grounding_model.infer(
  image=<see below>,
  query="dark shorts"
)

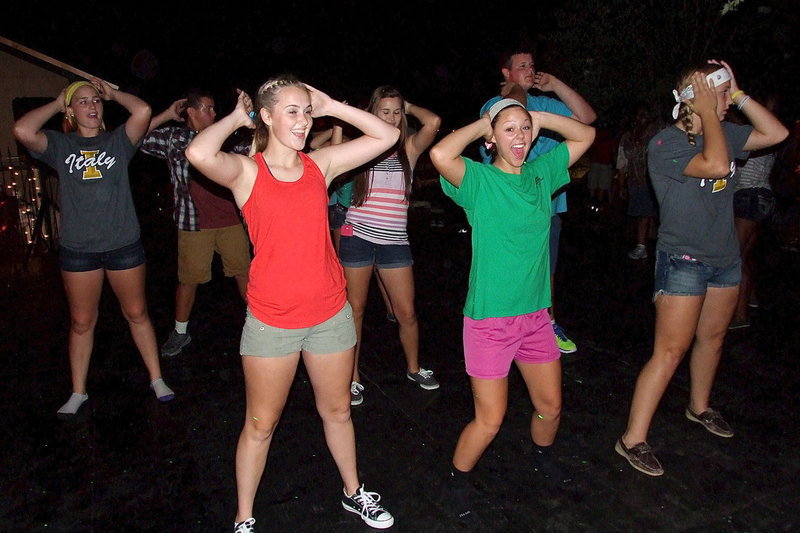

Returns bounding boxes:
[339,235,413,269]
[59,239,146,272]
[328,204,348,230]
[733,188,774,222]
[627,183,658,217]
[653,249,740,299]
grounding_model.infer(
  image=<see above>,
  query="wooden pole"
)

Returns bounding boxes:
[0,35,119,89]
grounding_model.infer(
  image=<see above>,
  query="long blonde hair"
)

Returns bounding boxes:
[248,74,309,156]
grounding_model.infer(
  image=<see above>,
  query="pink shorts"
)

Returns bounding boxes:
[463,309,560,379]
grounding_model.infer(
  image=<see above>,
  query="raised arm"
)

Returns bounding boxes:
[185,90,256,204]
[404,101,441,166]
[92,78,152,145]
[534,111,596,166]
[147,98,187,135]
[682,72,732,179]
[306,86,400,185]
[12,90,65,154]
[716,61,789,151]
[429,116,493,188]
[533,72,597,125]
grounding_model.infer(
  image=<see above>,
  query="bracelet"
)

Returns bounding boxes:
[731,90,744,101]
[737,95,751,110]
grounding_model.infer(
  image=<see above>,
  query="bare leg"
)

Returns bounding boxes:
[622,294,703,446]
[517,359,562,446]
[175,282,198,323]
[374,269,395,318]
[452,377,508,472]
[733,217,758,322]
[235,353,300,522]
[304,347,360,494]
[106,265,163,381]
[234,274,249,301]
[376,266,419,373]
[689,286,738,413]
[342,266,373,383]
[61,269,105,394]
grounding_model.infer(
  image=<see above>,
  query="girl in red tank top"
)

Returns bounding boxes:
[186,75,400,532]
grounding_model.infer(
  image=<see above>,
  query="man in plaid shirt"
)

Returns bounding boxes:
[142,89,251,357]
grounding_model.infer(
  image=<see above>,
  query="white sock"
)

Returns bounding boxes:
[175,321,188,335]
[150,378,175,402]
[57,392,88,416]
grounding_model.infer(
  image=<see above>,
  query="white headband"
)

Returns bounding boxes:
[488,98,526,122]
[671,67,732,119]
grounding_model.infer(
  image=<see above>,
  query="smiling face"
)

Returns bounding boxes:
[262,85,313,151]
[502,53,536,91]
[491,106,535,173]
[67,85,103,133]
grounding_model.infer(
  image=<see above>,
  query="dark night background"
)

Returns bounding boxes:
[2,2,800,532]
[3,0,799,129]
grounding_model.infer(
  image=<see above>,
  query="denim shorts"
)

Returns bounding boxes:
[653,249,741,299]
[59,239,146,272]
[339,235,413,269]
[240,302,356,357]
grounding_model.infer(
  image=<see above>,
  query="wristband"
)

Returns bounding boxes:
[737,95,751,110]
[731,90,744,101]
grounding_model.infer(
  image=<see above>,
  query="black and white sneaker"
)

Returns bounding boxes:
[233,517,255,533]
[342,485,394,529]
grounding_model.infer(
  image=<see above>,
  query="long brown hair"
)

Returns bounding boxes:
[675,63,720,146]
[351,86,412,207]
[248,74,309,156]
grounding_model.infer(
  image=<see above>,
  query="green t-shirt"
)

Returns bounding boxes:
[440,143,570,319]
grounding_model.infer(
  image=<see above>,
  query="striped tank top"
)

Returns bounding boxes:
[346,153,410,245]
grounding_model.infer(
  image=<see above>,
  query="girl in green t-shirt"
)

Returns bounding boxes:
[430,98,594,519]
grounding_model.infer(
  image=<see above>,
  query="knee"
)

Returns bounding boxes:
[242,415,280,443]
[121,304,149,325]
[393,307,417,326]
[534,398,562,421]
[70,314,98,336]
[474,415,504,439]
[317,399,352,425]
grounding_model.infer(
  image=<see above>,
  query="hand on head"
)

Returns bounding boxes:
[709,59,740,93]
[532,71,554,92]
[688,72,718,117]
[304,84,334,118]
[90,77,114,101]
[235,89,256,128]
[171,98,188,121]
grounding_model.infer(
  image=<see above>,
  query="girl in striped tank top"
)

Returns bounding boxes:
[339,86,442,405]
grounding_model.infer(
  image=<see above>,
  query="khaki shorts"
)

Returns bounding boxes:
[177,225,251,284]
[240,302,356,357]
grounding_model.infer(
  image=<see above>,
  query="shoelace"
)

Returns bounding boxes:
[553,325,569,341]
[416,368,433,379]
[352,487,384,517]
[351,382,364,394]
[234,517,255,533]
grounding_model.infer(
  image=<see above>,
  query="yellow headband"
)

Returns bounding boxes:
[64,81,96,106]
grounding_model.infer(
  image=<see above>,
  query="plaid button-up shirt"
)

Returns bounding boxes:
[141,126,250,231]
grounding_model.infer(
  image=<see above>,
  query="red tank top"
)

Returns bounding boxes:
[241,151,346,328]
